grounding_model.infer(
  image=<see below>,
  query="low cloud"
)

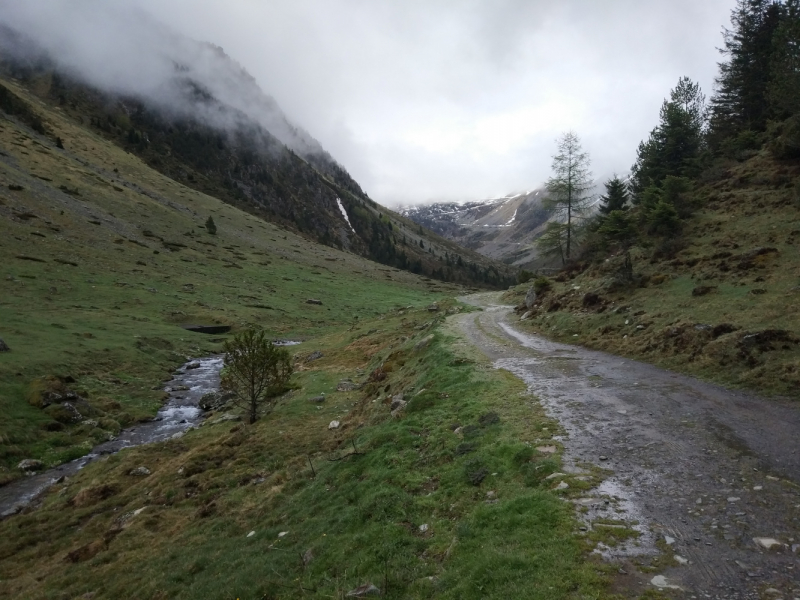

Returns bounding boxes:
[1,0,736,205]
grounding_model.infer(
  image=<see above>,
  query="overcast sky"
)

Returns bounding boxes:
[6,1,737,206]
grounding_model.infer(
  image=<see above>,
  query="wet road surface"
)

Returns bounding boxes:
[456,293,800,599]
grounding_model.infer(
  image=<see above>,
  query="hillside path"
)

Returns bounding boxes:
[454,293,800,599]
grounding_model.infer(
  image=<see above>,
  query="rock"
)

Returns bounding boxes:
[525,287,537,309]
[305,350,324,362]
[599,455,609,461]
[664,536,675,545]
[389,394,406,411]
[199,392,229,411]
[536,446,557,454]
[0,338,10,352]
[427,302,440,312]
[582,292,602,308]
[691,285,716,297]
[674,555,688,565]
[346,583,380,597]
[246,531,255,538]
[650,575,681,590]
[306,298,323,305]
[209,413,242,425]
[414,334,434,351]
[554,481,569,490]
[545,472,566,480]
[17,459,44,471]
[278,531,289,538]
[727,497,740,502]
[186,361,201,369]
[303,549,314,565]
[337,380,358,392]
[753,537,783,550]
[520,311,532,320]
[418,523,429,533]
[486,490,496,499]
[328,420,340,430]
[308,394,326,403]
[129,466,151,476]
[763,588,781,596]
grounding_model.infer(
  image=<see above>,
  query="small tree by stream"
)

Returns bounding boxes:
[221,330,293,424]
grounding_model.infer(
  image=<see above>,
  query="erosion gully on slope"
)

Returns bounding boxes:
[456,292,800,599]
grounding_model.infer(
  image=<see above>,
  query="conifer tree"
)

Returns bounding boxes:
[543,131,593,261]
[598,176,629,215]
[205,216,217,235]
[710,0,784,138]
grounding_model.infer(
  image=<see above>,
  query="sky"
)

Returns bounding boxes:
[1,1,737,206]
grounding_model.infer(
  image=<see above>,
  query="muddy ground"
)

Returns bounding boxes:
[455,293,800,599]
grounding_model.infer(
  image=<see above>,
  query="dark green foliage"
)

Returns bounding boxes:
[711,0,784,138]
[221,330,293,424]
[598,176,629,215]
[204,216,217,235]
[464,458,489,486]
[55,136,63,149]
[517,270,534,284]
[532,276,552,295]
[646,200,681,237]
[631,77,707,197]
[597,210,637,250]
[0,82,48,135]
[769,1,800,118]
[535,222,568,265]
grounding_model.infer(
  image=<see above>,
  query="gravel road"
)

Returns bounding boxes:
[455,293,800,599]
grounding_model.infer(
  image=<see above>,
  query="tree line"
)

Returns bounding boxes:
[536,0,800,276]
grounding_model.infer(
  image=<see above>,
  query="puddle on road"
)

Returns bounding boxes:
[495,353,657,559]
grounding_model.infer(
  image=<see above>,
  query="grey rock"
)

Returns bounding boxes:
[414,334,434,351]
[520,311,532,320]
[199,392,229,411]
[427,302,440,312]
[0,338,10,352]
[129,466,151,476]
[303,549,314,565]
[17,459,44,471]
[186,361,201,369]
[337,380,358,392]
[305,350,324,362]
[306,298,323,305]
[328,420,340,430]
[209,413,242,425]
[389,394,406,411]
[346,583,380,597]
[308,394,326,403]
[525,287,537,309]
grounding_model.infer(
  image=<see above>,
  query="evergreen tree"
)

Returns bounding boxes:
[768,0,800,118]
[205,216,217,235]
[710,0,784,138]
[543,132,593,260]
[536,222,568,265]
[598,176,629,215]
[631,77,707,197]
[597,210,638,280]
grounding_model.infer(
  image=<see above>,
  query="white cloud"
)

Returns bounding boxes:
[1,0,737,205]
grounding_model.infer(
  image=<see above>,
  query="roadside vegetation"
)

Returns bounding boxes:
[512,0,800,399]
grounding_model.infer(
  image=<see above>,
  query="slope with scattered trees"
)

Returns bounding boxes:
[509,0,800,397]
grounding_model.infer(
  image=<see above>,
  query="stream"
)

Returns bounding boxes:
[0,355,224,518]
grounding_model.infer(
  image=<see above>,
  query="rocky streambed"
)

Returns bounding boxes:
[0,355,224,518]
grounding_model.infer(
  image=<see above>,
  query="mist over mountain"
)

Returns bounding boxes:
[0,4,514,288]
[0,2,324,157]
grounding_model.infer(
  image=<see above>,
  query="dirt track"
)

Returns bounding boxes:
[455,293,800,599]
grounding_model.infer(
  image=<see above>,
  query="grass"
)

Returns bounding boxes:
[0,303,615,599]
[506,149,800,398]
[0,77,455,483]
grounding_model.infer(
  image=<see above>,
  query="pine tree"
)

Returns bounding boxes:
[598,176,629,215]
[768,0,800,118]
[205,216,217,235]
[631,78,707,197]
[543,132,593,261]
[710,0,784,138]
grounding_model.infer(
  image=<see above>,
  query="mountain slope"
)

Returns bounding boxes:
[399,190,554,268]
[0,24,515,289]
[504,150,800,397]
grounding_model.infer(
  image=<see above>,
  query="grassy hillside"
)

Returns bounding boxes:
[0,76,620,599]
[0,75,463,483]
[505,150,800,398]
[0,49,515,289]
